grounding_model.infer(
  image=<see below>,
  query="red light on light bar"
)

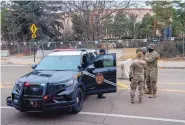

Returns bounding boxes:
[53,49,77,52]
[24,82,30,86]
[44,96,48,100]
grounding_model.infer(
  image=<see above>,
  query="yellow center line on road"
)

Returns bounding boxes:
[0,84,3,88]
[0,85,14,89]
[117,82,129,88]
[0,83,14,88]
[1,83,185,93]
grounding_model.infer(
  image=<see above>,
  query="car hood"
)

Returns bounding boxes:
[18,70,79,84]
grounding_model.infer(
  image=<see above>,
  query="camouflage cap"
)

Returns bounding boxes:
[136,52,143,58]
[99,48,106,53]
[148,44,155,49]
[136,48,142,54]
[141,47,147,52]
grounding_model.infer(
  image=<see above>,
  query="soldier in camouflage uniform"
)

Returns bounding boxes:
[144,44,159,98]
[129,52,146,104]
[141,47,147,91]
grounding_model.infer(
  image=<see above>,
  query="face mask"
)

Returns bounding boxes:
[148,49,154,53]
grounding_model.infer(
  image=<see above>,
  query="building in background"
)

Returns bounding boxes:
[58,8,154,40]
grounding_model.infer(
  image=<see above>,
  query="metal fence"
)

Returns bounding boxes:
[1,37,184,58]
[0,41,98,54]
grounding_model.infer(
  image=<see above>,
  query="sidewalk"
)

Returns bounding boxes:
[118,60,185,69]
[158,61,185,69]
[1,56,185,68]
[1,56,42,65]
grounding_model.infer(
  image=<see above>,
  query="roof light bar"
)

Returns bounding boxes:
[52,49,77,52]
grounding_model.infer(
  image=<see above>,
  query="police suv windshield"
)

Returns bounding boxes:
[35,55,81,71]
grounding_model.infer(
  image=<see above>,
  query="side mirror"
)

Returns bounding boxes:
[31,64,37,69]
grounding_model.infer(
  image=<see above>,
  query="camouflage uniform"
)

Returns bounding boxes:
[144,44,159,98]
[141,47,147,91]
[129,52,146,103]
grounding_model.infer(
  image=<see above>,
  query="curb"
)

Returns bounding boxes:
[159,67,185,69]
[1,62,38,65]
[1,62,185,69]
[117,65,185,69]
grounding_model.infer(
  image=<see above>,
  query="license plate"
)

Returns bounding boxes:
[30,101,40,107]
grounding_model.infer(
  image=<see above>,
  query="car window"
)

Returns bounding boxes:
[94,52,98,56]
[88,52,95,61]
[35,55,81,71]
[92,55,115,68]
[82,54,89,68]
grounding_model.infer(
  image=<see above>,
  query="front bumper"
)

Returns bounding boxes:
[6,96,75,112]
[6,83,76,112]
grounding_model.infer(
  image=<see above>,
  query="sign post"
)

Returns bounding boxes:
[30,24,38,62]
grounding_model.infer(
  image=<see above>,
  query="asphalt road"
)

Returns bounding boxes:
[1,65,185,125]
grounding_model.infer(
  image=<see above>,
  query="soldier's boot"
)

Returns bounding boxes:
[144,88,151,94]
[153,91,157,98]
[131,97,134,104]
[130,93,135,104]
[149,94,156,98]
[143,85,145,91]
[139,98,142,104]
[149,87,156,98]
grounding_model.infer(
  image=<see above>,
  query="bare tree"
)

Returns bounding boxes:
[58,0,139,42]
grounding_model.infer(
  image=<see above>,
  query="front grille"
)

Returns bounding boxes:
[24,85,44,96]
[47,84,65,94]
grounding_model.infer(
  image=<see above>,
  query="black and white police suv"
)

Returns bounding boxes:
[6,48,117,113]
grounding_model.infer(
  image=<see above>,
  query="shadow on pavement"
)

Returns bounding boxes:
[25,109,74,119]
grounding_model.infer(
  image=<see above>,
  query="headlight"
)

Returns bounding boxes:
[56,79,74,89]
[64,79,74,87]
[15,81,22,90]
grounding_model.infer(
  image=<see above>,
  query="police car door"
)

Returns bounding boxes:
[84,53,117,95]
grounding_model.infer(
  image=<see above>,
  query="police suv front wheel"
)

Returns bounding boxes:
[71,87,84,114]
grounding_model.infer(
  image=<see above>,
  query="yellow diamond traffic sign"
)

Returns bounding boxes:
[32,33,37,39]
[30,24,37,34]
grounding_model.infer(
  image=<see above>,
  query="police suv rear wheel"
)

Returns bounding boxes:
[71,87,84,113]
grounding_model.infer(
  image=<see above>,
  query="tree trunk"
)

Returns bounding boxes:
[153,18,157,38]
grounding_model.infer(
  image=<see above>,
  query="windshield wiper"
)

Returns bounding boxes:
[35,70,44,71]
[35,69,74,71]
[35,70,65,71]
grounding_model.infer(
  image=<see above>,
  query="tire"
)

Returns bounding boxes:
[71,87,84,114]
